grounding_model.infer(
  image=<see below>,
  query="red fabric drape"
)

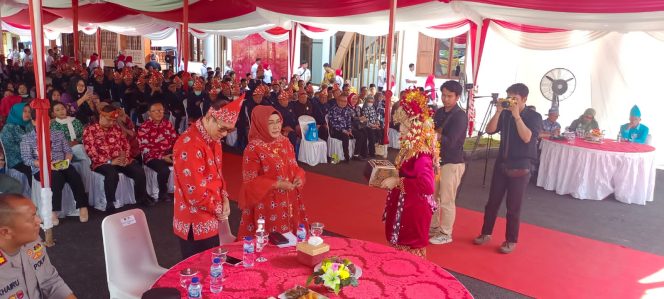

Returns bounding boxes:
[1,9,60,26]
[265,27,289,35]
[428,19,471,30]
[251,0,431,17]
[492,19,567,33]
[299,24,327,33]
[441,0,664,13]
[141,0,255,23]
[45,3,137,23]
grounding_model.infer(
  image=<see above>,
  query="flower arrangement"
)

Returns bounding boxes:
[590,128,602,137]
[306,257,359,294]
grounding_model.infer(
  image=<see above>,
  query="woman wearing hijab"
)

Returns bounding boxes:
[237,106,308,239]
[64,77,97,125]
[380,88,439,258]
[0,102,34,185]
[568,108,599,132]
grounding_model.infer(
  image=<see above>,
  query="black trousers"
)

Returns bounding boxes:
[318,125,329,141]
[481,161,531,243]
[13,163,33,187]
[34,168,88,211]
[366,127,383,156]
[179,228,219,260]
[351,127,369,158]
[329,128,353,160]
[94,160,149,208]
[146,159,171,200]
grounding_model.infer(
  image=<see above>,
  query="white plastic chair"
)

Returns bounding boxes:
[325,115,355,161]
[31,178,79,218]
[102,209,167,299]
[297,115,328,166]
[143,165,174,199]
[388,128,401,149]
[89,172,137,211]
[225,130,238,147]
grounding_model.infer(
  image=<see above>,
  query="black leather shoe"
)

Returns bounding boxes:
[142,197,156,207]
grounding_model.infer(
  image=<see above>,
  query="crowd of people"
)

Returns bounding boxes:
[0,47,652,297]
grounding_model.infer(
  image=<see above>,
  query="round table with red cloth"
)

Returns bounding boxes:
[537,138,656,205]
[151,237,473,298]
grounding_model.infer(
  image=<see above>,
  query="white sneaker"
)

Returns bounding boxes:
[429,234,453,245]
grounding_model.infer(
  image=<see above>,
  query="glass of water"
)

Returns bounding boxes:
[211,247,228,264]
[179,268,199,289]
[255,231,268,262]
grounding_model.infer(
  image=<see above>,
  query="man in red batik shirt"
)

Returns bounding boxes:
[173,96,244,259]
[138,102,178,202]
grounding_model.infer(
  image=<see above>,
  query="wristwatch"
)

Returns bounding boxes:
[107,159,112,164]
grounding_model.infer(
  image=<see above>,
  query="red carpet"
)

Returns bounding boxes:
[222,153,664,299]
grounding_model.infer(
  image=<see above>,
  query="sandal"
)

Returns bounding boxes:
[79,207,89,223]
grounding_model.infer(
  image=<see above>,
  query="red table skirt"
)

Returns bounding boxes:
[151,237,473,298]
[549,138,655,153]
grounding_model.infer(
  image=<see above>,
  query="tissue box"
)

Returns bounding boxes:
[296,242,330,267]
[363,159,398,187]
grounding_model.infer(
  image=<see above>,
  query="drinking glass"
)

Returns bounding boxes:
[255,231,268,262]
[179,268,199,289]
[310,222,325,239]
[211,247,228,264]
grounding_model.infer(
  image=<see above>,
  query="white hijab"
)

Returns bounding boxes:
[54,116,78,141]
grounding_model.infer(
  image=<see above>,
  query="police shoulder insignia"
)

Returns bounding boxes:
[0,251,6,266]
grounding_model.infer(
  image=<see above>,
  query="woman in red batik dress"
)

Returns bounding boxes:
[237,106,308,239]
[381,88,440,258]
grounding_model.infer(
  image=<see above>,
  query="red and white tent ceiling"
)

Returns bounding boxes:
[2,0,664,40]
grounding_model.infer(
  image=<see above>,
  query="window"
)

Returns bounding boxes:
[416,33,466,79]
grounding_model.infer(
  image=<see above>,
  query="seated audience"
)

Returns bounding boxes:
[540,108,561,138]
[349,93,371,159]
[0,103,34,186]
[20,108,89,223]
[274,89,299,149]
[0,193,77,299]
[568,108,599,132]
[138,102,178,202]
[362,95,383,151]
[328,94,355,163]
[50,101,87,161]
[83,105,155,213]
[619,105,649,144]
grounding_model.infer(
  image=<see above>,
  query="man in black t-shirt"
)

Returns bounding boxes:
[474,83,542,254]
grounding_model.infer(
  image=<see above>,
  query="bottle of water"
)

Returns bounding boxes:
[243,236,255,268]
[209,258,223,294]
[297,224,307,243]
[187,277,202,299]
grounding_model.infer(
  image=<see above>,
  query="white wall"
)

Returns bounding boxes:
[477,30,664,166]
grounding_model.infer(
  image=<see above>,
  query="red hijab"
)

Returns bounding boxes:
[248,106,283,143]
[347,93,357,108]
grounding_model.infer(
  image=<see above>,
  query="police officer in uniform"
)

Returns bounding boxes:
[0,194,76,299]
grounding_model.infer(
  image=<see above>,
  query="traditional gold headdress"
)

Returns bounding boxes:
[394,88,440,169]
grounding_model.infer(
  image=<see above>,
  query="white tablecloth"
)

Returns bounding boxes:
[537,139,656,205]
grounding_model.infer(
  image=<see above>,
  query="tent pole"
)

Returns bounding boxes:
[183,0,189,74]
[96,27,102,62]
[72,0,79,61]
[383,0,396,144]
[28,0,55,245]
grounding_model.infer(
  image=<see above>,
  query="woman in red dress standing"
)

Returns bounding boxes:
[381,88,440,258]
[237,106,308,238]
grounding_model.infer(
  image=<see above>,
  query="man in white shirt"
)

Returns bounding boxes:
[377,61,386,91]
[224,60,233,76]
[251,58,261,79]
[296,62,311,84]
[45,49,55,73]
[23,49,32,65]
[199,59,208,79]
[402,63,417,90]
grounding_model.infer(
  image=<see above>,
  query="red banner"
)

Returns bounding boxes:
[232,34,288,82]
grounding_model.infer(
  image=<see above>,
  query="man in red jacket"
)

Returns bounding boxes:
[173,96,244,259]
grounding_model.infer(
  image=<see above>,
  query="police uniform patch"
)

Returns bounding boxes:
[30,243,43,260]
[0,251,6,266]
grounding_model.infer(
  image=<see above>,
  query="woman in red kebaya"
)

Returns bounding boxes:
[237,106,308,239]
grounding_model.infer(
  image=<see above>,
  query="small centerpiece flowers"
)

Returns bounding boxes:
[306,257,359,294]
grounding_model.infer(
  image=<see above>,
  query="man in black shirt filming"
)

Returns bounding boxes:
[474,83,542,254]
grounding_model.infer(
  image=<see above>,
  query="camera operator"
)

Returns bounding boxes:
[473,83,542,254]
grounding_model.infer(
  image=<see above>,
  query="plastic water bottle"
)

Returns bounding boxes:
[297,224,307,243]
[209,258,223,294]
[243,236,255,268]
[187,277,202,299]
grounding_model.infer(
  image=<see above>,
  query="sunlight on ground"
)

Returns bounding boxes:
[640,268,664,299]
